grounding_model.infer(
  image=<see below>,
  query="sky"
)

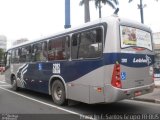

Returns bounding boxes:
[0,0,160,48]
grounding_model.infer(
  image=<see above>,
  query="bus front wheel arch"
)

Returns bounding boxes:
[51,79,67,106]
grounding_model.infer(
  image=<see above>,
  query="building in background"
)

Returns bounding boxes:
[154,44,160,67]
[0,35,7,51]
[153,32,160,44]
[153,32,160,78]
[153,32,160,67]
[12,38,28,46]
[0,35,7,68]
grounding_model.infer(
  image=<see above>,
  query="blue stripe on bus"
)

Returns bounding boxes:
[22,53,154,93]
[103,53,154,67]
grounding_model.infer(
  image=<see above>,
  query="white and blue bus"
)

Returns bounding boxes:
[5,16,155,105]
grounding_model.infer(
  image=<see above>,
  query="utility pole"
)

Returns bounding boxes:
[138,0,146,24]
[64,0,71,29]
[139,0,144,23]
[130,0,158,24]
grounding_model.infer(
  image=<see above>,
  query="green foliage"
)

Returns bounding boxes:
[80,0,119,8]
[94,0,119,9]
[0,48,5,64]
[80,0,119,20]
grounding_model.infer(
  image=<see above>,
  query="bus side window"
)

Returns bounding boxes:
[65,37,70,59]
[19,45,32,63]
[42,41,48,61]
[48,40,54,60]
[26,45,32,62]
[71,34,81,59]
[91,28,103,57]
[20,47,26,62]
[32,42,48,62]
[71,28,102,59]
[11,50,15,63]
[15,49,19,63]
[32,43,42,62]
[11,49,19,63]
[48,36,70,61]
[72,34,78,46]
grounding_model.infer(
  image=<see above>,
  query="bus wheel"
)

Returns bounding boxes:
[11,76,18,91]
[51,80,67,106]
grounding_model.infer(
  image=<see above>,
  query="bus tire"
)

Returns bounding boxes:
[51,80,67,106]
[11,76,18,91]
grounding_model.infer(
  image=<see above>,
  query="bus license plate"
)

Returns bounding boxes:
[134,91,142,96]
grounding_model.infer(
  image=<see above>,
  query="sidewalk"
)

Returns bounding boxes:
[0,74,5,81]
[132,83,160,104]
[132,88,160,104]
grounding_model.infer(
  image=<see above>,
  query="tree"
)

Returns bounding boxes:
[129,0,158,23]
[80,0,91,23]
[0,48,5,66]
[94,0,119,18]
[80,0,119,22]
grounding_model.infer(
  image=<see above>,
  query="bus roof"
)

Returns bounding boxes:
[7,15,151,51]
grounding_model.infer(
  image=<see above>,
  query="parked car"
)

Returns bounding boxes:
[0,66,5,73]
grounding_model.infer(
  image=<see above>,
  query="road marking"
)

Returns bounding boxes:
[125,99,160,106]
[155,99,160,104]
[0,85,11,87]
[0,81,6,83]
[0,87,93,119]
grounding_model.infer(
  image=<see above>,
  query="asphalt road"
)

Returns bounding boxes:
[0,81,160,120]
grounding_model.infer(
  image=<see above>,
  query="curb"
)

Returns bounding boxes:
[155,86,160,89]
[0,75,5,81]
[133,98,160,104]
[155,99,160,104]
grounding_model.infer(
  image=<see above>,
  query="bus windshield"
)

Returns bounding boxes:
[120,26,152,51]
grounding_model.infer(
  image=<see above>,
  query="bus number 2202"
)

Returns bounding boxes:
[53,63,61,74]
